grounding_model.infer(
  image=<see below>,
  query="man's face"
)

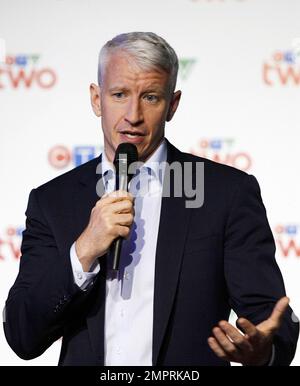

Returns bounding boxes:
[90,52,181,162]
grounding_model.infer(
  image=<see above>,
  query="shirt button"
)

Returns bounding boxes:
[120,309,124,317]
[124,271,130,280]
[116,347,121,355]
[77,272,83,280]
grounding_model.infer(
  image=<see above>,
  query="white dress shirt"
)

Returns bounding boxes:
[70,139,167,365]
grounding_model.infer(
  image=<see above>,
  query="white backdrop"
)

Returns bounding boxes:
[0,0,299,366]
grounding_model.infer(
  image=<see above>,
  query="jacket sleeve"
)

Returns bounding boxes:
[3,188,100,360]
[224,174,299,366]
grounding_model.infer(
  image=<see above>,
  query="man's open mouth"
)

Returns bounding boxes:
[119,131,145,138]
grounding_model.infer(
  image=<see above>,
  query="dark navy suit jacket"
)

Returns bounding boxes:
[3,140,299,365]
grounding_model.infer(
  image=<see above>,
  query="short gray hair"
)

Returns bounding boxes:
[98,32,179,94]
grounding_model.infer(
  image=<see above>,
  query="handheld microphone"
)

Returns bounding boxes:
[111,143,138,271]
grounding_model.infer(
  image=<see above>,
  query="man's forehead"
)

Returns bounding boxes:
[104,75,169,94]
[103,52,169,86]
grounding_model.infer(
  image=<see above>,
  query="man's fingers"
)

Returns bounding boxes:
[218,321,253,352]
[268,297,290,328]
[207,337,229,361]
[212,327,238,357]
[236,318,260,344]
[98,190,134,204]
[111,199,134,214]
[116,213,134,226]
[116,225,131,239]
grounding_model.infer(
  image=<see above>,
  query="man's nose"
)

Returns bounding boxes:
[124,98,143,126]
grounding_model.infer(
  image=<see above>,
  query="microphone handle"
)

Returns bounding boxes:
[112,173,128,271]
[112,238,123,271]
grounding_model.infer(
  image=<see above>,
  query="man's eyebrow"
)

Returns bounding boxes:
[108,86,128,92]
[143,87,165,94]
[143,83,166,92]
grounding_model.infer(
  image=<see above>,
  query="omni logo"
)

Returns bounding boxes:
[179,58,197,81]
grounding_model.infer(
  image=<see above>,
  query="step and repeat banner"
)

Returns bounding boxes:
[0,0,299,365]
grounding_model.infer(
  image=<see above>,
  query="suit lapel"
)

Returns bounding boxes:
[73,155,103,239]
[152,141,192,365]
[73,155,107,364]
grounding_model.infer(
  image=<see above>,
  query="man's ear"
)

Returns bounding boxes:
[166,90,181,122]
[90,83,102,117]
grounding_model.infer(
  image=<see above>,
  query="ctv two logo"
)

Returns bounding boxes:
[275,224,300,258]
[0,54,57,89]
[0,226,23,262]
[263,49,300,86]
[190,138,252,172]
[48,145,104,169]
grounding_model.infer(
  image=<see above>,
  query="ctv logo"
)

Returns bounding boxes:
[0,226,23,262]
[48,145,103,169]
[0,54,57,89]
[275,224,300,258]
[190,138,252,172]
[263,50,300,86]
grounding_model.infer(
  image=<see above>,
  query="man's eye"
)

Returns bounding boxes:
[144,95,158,103]
[113,92,124,98]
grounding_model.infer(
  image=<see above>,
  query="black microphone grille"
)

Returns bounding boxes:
[113,143,139,167]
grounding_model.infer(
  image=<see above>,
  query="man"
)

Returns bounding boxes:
[3,32,299,366]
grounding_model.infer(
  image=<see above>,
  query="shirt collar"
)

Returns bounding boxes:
[101,138,167,182]
[142,139,167,181]
[101,149,114,177]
